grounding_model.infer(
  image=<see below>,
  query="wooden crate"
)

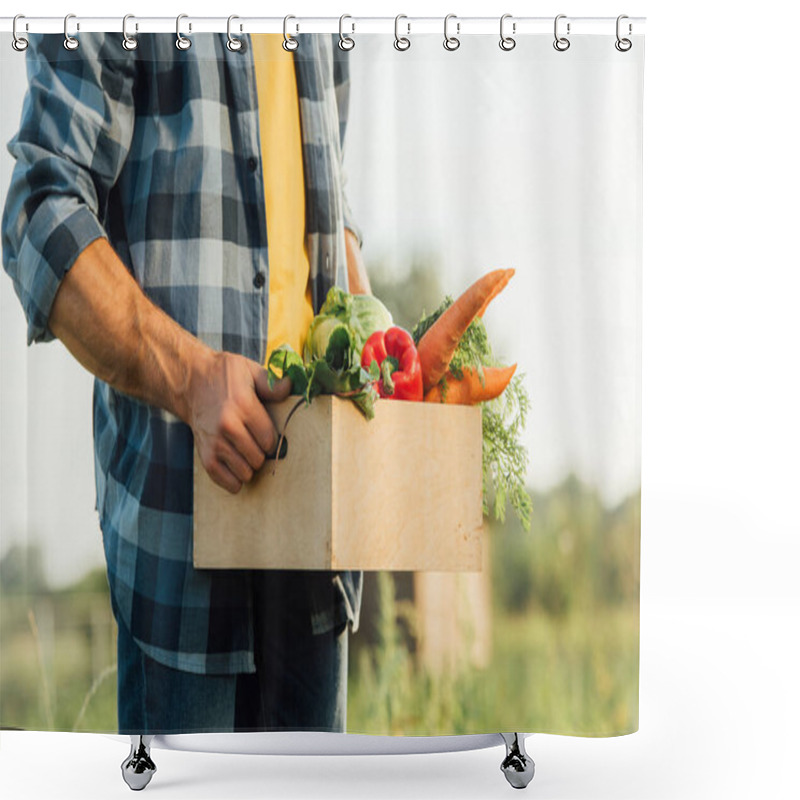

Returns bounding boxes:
[193,395,483,571]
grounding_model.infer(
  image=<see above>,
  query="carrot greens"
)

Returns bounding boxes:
[413,301,532,530]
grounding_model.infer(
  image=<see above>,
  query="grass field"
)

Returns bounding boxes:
[347,575,638,737]
[0,593,118,732]
[0,477,639,735]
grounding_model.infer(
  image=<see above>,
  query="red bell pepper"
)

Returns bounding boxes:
[361,327,423,401]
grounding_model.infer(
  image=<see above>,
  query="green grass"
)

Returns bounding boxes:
[1,476,640,736]
[0,591,118,732]
[347,573,638,737]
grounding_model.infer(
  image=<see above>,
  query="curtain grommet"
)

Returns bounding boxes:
[63,13,79,51]
[443,14,460,51]
[283,15,299,52]
[499,14,516,51]
[12,14,29,52]
[226,15,243,52]
[175,14,192,50]
[122,14,138,51]
[553,14,570,52]
[338,14,355,51]
[394,14,411,51]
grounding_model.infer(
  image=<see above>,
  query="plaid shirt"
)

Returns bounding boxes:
[2,32,363,674]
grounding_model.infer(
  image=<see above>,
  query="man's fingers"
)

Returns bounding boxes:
[208,460,243,495]
[243,409,279,458]
[224,417,268,472]
[247,365,289,454]
[215,440,254,485]
[252,366,292,404]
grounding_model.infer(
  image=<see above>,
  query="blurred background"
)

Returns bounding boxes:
[1,34,641,735]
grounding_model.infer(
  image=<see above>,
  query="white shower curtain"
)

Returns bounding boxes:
[1,25,643,739]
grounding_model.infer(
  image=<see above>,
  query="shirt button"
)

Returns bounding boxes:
[247,157,258,172]
[253,271,266,289]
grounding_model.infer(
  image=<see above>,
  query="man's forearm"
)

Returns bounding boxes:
[49,237,211,422]
[49,237,291,494]
[345,228,371,295]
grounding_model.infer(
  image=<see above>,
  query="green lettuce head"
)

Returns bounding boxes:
[315,287,393,353]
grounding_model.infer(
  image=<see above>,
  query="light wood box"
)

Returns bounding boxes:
[193,396,483,571]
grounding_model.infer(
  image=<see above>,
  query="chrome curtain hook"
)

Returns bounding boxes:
[553,14,570,52]
[338,14,355,51]
[63,13,79,51]
[176,14,191,50]
[443,13,460,51]
[394,14,411,51]
[227,15,242,51]
[283,15,299,51]
[615,14,632,51]
[122,14,138,51]
[12,14,29,52]
[499,13,516,51]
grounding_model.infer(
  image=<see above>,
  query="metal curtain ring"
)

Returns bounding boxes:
[63,13,79,51]
[443,14,460,51]
[122,14,138,51]
[283,15,299,51]
[553,14,570,52]
[227,15,242,51]
[176,14,191,50]
[12,14,29,52]
[499,13,516,51]
[338,14,355,51]
[394,14,410,51]
[615,14,632,51]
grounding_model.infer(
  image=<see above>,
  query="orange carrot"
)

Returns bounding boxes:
[476,268,515,318]
[417,269,514,392]
[424,364,517,405]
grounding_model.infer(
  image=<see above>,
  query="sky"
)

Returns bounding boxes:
[0,34,642,588]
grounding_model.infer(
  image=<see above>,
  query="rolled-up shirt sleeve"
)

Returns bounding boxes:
[2,33,136,344]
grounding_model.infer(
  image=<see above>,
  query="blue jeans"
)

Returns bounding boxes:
[115,571,348,734]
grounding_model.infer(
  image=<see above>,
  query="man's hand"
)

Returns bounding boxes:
[187,352,291,494]
[49,237,292,495]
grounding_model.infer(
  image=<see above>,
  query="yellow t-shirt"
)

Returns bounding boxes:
[251,34,315,363]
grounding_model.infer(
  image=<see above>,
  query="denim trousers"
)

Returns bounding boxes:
[115,570,348,734]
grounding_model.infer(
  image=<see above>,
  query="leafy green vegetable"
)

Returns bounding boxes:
[267,287,395,419]
[267,320,378,420]
[411,296,451,345]
[414,299,533,530]
[482,378,533,530]
[266,345,309,396]
[324,323,355,371]
[312,286,393,356]
[306,316,349,362]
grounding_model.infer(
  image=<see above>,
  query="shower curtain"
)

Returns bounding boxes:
[0,24,643,739]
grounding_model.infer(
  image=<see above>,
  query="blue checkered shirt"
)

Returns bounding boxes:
[2,32,363,674]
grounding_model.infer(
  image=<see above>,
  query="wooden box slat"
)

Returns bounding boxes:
[193,395,483,571]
